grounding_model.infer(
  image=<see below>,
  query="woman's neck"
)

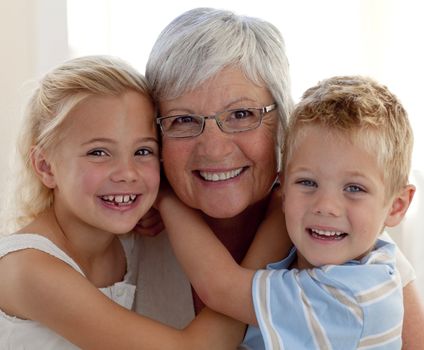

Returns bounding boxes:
[201,196,270,263]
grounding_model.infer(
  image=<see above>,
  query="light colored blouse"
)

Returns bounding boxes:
[0,233,139,349]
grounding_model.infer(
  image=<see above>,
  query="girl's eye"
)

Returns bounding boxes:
[296,179,317,187]
[345,184,365,193]
[87,149,108,157]
[135,148,153,156]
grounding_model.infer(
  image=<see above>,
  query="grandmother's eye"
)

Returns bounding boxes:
[173,116,197,124]
[232,109,251,119]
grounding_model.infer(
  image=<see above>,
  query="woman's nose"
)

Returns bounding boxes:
[195,119,235,160]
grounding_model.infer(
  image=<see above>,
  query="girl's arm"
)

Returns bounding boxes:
[402,281,424,349]
[157,189,289,326]
[0,249,244,350]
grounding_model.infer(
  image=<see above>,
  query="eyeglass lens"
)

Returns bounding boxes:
[160,108,263,137]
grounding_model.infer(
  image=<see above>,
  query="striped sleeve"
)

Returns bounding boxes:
[249,240,403,350]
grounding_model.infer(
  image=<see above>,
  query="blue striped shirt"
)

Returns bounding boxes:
[240,239,403,350]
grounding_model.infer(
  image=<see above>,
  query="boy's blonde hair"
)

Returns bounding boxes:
[15,55,151,228]
[283,75,413,199]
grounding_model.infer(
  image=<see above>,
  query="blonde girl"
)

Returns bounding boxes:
[0,55,269,349]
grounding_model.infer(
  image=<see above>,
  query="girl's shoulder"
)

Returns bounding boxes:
[0,233,87,320]
[0,233,84,274]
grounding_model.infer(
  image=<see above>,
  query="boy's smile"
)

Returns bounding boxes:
[283,125,399,269]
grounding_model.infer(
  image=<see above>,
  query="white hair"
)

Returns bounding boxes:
[146,7,293,134]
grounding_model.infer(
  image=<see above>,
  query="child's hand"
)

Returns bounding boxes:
[133,180,181,237]
[154,177,179,210]
[133,208,164,236]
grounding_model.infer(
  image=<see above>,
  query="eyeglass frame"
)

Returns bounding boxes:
[156,103,277,138]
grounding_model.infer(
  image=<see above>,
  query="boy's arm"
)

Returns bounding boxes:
[157,193,257,325]
[157,188,290,326]
[242,187,291,269]
[178,188,291,345]
[402,281,424,349]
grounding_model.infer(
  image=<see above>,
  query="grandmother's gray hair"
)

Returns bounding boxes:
[146,7,293,133]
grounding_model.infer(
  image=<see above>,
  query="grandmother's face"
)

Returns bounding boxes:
[159,67,279,218]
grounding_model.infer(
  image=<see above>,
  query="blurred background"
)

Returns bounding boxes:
[1,0,423,297]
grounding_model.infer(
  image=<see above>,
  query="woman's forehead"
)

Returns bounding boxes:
[159,67,272,114]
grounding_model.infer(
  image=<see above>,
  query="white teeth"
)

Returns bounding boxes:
[199,168,243,182]
[101,194,137,205]
[311,229,345,237]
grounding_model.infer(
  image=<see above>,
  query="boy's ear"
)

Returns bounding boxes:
[384,185,416,227]
[31,147,56,189]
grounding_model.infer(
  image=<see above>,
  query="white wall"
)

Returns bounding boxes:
[0,0,68,227]
[0,0,36,195]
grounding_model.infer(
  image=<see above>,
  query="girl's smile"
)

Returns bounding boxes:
[44,90,160,236]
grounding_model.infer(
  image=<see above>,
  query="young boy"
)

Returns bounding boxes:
[157,75,415,349]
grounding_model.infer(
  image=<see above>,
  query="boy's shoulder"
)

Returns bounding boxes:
[312,239,398,294]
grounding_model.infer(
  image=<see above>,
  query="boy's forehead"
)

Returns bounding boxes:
[292,123,376,150]
[288,124,385,174]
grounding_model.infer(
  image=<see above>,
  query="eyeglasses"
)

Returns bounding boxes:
[157,103,277,138]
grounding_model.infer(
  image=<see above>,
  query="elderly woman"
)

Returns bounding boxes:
[135,7,424,348]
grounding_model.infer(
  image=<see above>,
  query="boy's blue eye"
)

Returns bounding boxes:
[345,184,365,193]
[296,179,317,187]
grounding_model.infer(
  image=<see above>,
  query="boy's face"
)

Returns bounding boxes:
[282,125,405,269]
[44,90,160,235]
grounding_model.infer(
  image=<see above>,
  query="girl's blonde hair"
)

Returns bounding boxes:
[14,55,151,228]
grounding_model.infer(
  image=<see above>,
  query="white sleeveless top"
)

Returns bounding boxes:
[0,233,139,349]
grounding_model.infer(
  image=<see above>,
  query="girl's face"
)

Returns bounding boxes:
[283,125,404,269]
[44,90,160,235]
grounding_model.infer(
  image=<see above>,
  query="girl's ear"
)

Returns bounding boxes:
[31,147,56,189]
[384,185,416,227]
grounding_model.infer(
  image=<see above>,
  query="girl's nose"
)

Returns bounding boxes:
[110,158,138,183]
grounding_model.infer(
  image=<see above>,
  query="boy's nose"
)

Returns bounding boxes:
[312,192,342,217]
